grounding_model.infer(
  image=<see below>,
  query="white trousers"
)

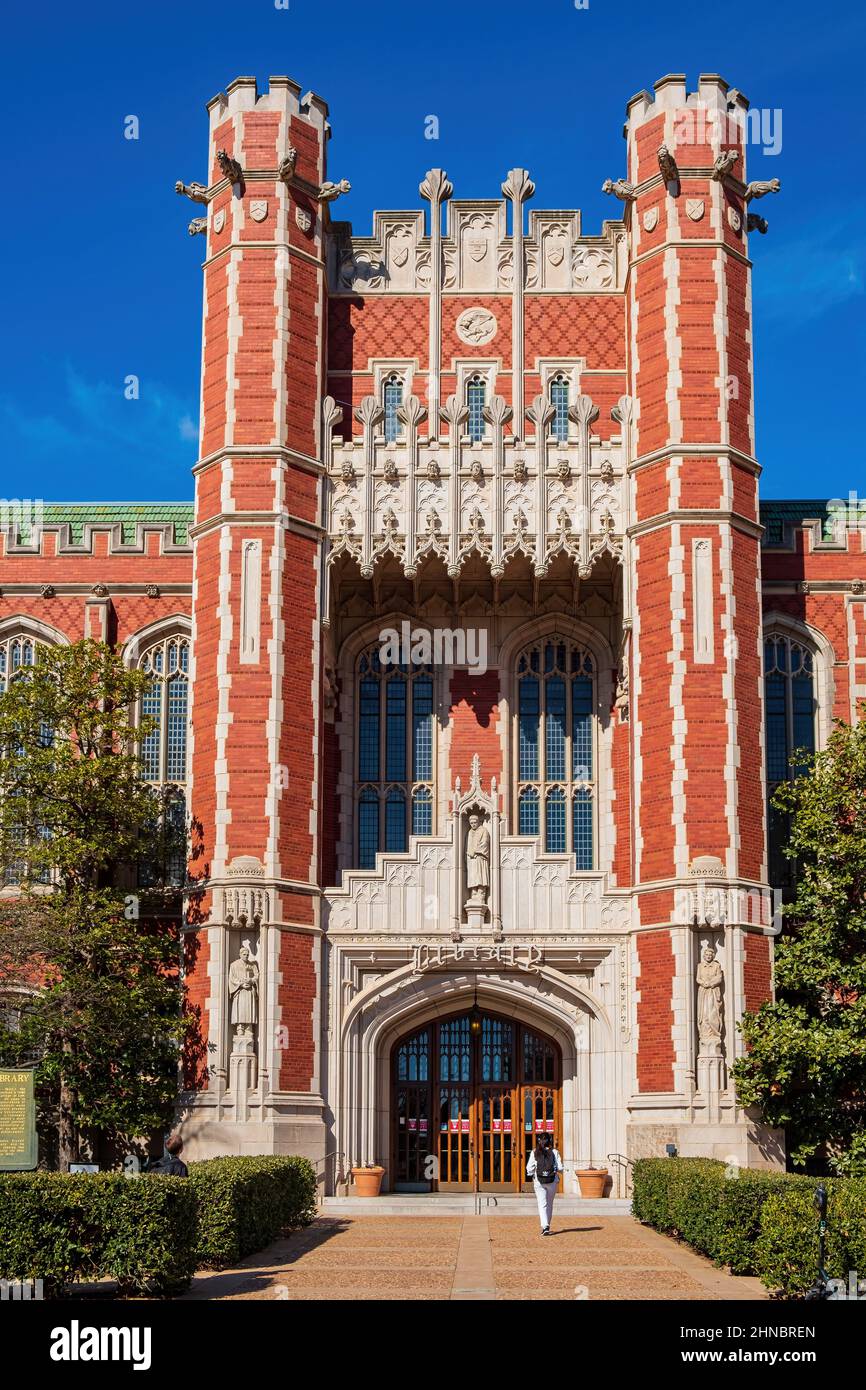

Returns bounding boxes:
[533,1177,556,1230]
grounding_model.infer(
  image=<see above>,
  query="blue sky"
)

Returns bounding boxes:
[2,0,863,503]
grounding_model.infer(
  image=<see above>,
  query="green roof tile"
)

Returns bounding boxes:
[41,503,194,546]
[759,500,833,546]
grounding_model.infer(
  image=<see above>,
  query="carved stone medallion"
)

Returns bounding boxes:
[250,199,268,223]
[727,206,742,233]
[642,207,659,232]
[686,199,705,222]
[213,208,226,234]
[456,307,497,346]
[295,205,313,233]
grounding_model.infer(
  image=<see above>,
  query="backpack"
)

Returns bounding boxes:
[536,1145,558,1183]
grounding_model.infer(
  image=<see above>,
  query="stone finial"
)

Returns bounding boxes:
[745,178,780,202]
[711,150,739,180]
[175,180,208,204]
[419,168,453,205]
[602,178,637,202]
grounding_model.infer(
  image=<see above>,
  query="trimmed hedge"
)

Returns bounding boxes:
[757,1179,866,1296]
[189,1155,317,1268]
[0,1154,317,1296]
[633,1158,866,1295]
[0,1172,198,1296]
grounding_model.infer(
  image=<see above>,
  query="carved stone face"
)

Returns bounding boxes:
[239,946,250,962]
[469,815,480,830]
[702,946,716,963]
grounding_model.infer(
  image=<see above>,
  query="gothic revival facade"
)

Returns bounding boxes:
[2,74,864,1192]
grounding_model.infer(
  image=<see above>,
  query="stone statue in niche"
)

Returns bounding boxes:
[229,941,259,1048]
[696,944,724,1054]
[465,813,491,904]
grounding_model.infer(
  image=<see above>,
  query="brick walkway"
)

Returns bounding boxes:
[181,1215,767,1301]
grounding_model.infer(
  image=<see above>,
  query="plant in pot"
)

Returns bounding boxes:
[350,1162,385,1197]
[575,1164,609,1198]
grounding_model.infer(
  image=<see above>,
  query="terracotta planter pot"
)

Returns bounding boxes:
[350,1165,385,1197]
[576,1168,609,1199]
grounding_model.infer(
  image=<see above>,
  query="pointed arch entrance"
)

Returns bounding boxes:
[391,1008,562,1192]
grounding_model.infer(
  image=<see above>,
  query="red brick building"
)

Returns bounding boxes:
[2,74,864,1190]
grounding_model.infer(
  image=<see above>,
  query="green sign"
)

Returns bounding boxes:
[0,1068,37,1171]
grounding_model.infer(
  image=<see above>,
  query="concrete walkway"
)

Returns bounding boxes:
[180,1214,767,1302]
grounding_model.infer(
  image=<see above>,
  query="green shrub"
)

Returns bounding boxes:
[632,1158,813,1276]
[0,1172,198,1296]
[757,1178,866,1296]
[189,1155,317,1268]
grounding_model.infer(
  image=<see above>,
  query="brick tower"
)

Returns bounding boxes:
[183,77,329,1164]
[624,76,777,1158]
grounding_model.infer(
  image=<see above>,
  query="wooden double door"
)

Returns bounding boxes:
[392,1011,561,1192]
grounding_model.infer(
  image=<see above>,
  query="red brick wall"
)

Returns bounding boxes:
[636,929,675,1091]
[743,932,772,1012]
[448,670,502,789]
[278,930,316,1091]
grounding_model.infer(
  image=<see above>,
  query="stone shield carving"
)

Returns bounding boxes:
[686,199,705,221]
[642,207,659,232]
[250,199,268,223]
[727,206,742,232]
[213,208,226,234]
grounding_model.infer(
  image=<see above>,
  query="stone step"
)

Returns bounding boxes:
[321,1194,632,1217]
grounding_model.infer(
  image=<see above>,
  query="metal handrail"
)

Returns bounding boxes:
[607,1152,634,1199]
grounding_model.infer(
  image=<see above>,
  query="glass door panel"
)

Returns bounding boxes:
[478,1086,514,1189]
[438,1085,472,1188]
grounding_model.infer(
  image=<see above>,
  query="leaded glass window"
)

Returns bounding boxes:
[383,374,403,444]
[550,373,569,443]
[515,638,596,866]
[764,634,816,889]
[355,645,435,869]
[0,633,51,886]
[137,633,190,889]
[139,637,190,785]
[467,374,486,443]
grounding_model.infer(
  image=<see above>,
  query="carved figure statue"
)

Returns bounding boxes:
[318,178,351,203]
[465,814,490,902]
[175,180,208,204]
[747,213,768,234]
[229,943,259,1033]
[188,218,207,236]
[657,144,678,183]
[744,178,780,202]
[696,945,723,1048]
[216,149,243,184]
[711,150,739,180]
[601,178,637,202]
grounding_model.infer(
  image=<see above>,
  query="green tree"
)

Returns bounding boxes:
[734,710,866,1173]
[0,640,189,1170]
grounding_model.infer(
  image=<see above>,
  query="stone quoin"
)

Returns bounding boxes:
[1,73,864,1192]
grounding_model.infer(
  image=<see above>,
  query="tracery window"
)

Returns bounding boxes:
[356,645,435,869]
[137,633,190,887]
[0,632,51,887]
[466,374,486,443]
[515,637,596,868]
[550,373,570,443]
[383,374,404,444]
[764,633,816,889]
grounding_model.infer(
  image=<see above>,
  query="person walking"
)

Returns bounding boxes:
[145,1132,189,1177]
[526,1132,563,1235]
